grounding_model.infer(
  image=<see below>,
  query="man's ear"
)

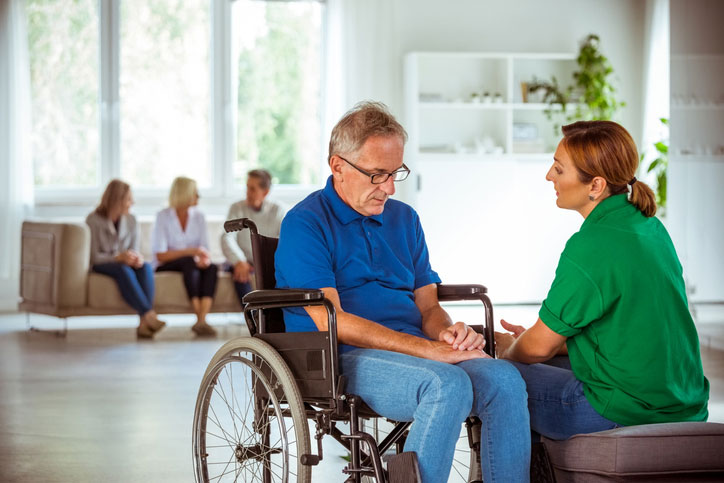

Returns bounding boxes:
[590,176,608,199]
[329,155,344,181]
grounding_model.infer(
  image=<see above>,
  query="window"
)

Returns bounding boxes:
[120,0,212,189]
[27,0,325,197]
[232,0,323,186]
[27,0,99,188]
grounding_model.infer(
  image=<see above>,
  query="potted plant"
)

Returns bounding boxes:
[528,34,626,130]
[641,117,669,217]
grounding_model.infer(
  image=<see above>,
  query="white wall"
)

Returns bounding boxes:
[376,0,646,205]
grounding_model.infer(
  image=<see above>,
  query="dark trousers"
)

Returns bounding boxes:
[226,265,252,305]
[92,262,154,315]
[156,256,218,299]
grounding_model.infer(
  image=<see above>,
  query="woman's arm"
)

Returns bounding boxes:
[496,318,567,363]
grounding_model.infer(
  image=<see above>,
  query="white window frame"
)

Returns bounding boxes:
[33,0,327,217]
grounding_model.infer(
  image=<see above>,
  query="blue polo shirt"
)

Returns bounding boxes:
[275,176,441,352]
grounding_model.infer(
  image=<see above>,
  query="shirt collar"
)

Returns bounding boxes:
[321,175,385,225]
[583,193,631,227]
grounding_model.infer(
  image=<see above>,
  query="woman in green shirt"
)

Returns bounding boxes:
[496,120,709,440]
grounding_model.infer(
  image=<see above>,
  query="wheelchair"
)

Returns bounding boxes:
[192,218,497,482]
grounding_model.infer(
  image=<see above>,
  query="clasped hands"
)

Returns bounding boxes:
[191,247,212,268]
[433,321,490,362]
[116,250,144,268]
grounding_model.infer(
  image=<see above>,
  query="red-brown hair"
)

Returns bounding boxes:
[561,120,657,217]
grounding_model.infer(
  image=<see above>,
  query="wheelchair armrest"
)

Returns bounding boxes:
[436,283,488,301]
[242,288,325,305]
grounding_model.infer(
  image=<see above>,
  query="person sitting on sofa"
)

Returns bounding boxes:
[495,120,709,441]
[152,176,219,337]
[86,179,166,339]
[220,169,286,305]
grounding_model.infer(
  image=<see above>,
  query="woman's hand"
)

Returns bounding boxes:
[438,321,486,351]
[117,250,143,268]
[192,247,211,268]
[500,319,526,338]
[495,319,527,359]
[494,331,516,358]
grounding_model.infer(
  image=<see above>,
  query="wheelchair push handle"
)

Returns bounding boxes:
[223,217,258,235]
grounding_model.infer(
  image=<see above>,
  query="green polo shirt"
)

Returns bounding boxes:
[540,194,709,427]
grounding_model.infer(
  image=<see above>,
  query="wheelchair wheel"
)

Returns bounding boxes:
[193,337,311,482]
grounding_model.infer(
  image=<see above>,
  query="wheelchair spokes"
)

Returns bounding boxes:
[193,338,311,483]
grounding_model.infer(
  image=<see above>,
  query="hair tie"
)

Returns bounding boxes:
[628,177,637,186]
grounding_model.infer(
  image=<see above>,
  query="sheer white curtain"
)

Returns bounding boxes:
[322,0,397,139]
[0,0,34,305]
[640,0,669,173]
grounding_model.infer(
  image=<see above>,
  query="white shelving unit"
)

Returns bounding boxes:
[404,51,578,159]
[667,0,724,304]
[402,52,584,304]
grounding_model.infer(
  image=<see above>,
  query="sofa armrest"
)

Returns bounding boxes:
[19,221,90,313]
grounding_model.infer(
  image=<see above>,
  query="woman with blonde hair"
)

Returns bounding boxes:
[496,120,709,439]
[86,179,166,338]
[152,176,218,336]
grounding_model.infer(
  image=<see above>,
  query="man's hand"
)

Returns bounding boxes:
[427,339,490,363]
[438,321,486,351]
[232,261,252,283]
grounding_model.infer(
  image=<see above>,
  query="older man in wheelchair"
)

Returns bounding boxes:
[193,101,530,483]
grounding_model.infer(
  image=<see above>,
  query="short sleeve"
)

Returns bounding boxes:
[539,254,604,337]
[411,212,441,290]
[275,212,336,289]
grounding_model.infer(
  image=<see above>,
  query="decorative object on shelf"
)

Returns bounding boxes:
[641,117,669,217]
[512,122,538,141]
[470,92,480,103]
[481,91,492,103]
[528,34,626,131]
[419,92,443,102]
[493,92,503,103]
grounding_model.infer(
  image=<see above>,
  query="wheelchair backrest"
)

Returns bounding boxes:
[249,231,286,333]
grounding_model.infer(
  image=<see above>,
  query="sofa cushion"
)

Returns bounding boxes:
[543,422,724,478]
[88,271,242,313]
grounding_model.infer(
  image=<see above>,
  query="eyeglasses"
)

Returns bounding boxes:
[337,156,411,184]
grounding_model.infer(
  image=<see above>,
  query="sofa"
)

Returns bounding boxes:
[18,220,243,321]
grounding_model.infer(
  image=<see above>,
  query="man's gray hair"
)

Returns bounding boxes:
[328,101,408,162]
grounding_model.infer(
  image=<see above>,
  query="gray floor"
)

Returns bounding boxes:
[0,308,722,482]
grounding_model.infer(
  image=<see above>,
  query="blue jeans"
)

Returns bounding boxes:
[226,265,252,305]
[508,357,620,441]
[92,262,154,315]
[340,349,530,483]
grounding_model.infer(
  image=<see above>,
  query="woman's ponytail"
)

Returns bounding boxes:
[630,179,657,217]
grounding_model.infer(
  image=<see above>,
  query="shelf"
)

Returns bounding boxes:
[417,102,574,111]
[406,51,576,169]
[671,104,724,111]
[419,101,508,110]
[416,152,554,161]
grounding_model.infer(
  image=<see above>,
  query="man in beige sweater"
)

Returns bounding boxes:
[221,169,286,304]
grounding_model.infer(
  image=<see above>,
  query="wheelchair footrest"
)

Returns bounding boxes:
[387,451,421,483]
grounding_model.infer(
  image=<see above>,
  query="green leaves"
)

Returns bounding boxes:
[532,34,625,133]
